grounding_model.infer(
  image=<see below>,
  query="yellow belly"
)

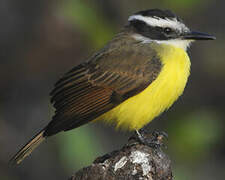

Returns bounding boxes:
[96,45,191,130]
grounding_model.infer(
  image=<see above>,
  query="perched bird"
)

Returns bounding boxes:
[10,9,215,165]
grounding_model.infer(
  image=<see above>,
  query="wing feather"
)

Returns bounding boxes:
[44,34,162,136]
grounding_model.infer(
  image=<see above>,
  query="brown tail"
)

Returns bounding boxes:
[9,129,46,165]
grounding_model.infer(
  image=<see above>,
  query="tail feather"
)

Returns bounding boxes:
[10,129,46,165]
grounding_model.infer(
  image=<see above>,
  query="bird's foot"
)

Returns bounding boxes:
[130,129,168,149]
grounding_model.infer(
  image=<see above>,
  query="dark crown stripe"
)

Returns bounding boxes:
[134,9,180,21]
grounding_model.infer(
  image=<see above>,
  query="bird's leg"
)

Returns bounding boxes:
[133,128,168,149]
[135,130,146,143]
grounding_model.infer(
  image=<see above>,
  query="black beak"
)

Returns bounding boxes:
[183,31,216,40]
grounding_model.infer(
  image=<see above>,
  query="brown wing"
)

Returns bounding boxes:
[44,34,162,136]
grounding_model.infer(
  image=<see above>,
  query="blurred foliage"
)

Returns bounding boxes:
[58,125,104,172]
[168,110,222,162]
[163,0,203,9]
[202,39,225,77]
[60,0,115,49]
[174,166,194,180]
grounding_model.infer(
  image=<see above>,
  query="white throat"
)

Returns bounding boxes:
[155,39,193,50]
[132,34,193,51]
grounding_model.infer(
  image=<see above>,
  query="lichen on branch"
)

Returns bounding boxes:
[69,132,173,180]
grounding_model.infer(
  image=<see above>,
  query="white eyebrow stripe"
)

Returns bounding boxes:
[128,15,188,31]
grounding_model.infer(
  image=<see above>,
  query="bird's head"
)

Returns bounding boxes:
[128,9,215,50]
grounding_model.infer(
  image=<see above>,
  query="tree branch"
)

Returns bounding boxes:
[69,132,173,180]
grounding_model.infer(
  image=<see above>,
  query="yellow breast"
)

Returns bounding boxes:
[97,44,191,130]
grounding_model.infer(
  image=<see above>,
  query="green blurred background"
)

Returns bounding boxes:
[1,0,224,179]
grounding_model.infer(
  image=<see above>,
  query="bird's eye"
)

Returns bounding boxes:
[164,27,172,34]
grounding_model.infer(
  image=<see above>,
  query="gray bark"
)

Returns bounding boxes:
[69,132,173,180]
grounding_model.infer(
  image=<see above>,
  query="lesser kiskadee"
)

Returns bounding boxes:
[10,9,215,165]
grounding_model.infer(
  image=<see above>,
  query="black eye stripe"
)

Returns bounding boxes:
[129,19,178,40]
[151,26,174,35]
[130,20,151,33]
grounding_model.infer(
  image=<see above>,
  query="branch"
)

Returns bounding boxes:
[69,132,173,180]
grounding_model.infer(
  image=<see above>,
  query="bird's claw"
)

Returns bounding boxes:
[130,129,168,149]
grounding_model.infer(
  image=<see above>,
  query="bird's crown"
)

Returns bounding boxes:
[128,9,188,34]
[133,9,179,20]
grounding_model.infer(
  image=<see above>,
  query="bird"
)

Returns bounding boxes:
[10,9,215,165]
